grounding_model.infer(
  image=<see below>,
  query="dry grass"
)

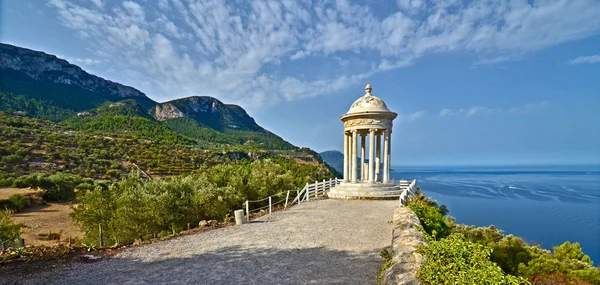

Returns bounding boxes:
[12,202,84,246]
[0,187,39,200]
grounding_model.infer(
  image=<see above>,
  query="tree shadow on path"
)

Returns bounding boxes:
[16,245,383,285]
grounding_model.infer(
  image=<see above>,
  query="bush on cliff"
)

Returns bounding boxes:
[417,233,527,284]
[409,192,600,285]
[407,190,450,240]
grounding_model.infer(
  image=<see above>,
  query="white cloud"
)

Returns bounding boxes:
[406,110,426,121]
[441,101,550,117]
[45,0,600,109]
[568,55,600,64]
[90,0,104,9]
[122,1,145,22]
[290,50,309,61]
[60,55,103,65]
[439,108,455,117]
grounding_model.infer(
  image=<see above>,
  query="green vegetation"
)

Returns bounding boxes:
[408,190,600,285]
[63,101,194,145]
[72,159,333,245]
[0,210,26,250]
[418,234,526,284]
[0,92,74,121]
[377,248,394,284]
[0,113,330,180]
[8,194,30,210]
[163,117,297,150]
[11,173,98,201]
[407,192,450,240]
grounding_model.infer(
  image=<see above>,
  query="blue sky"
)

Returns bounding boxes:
[1,0,599,165]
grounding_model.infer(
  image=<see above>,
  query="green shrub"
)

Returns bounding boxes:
[407,193,450,240]
[0,177,14,187]
[0,210,26,249]
[491,235,533,276]
[518,242,600,284]
[8,194,30,210]
[452,224,504,246]
[417,234,527,284]
[72,159,307,245]
[11,173,85,201]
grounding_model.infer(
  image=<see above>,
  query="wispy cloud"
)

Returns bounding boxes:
[399,110,426,122]
[568,55,600,64]
[60,55,103,65]
[44,0,600,108]
[440,102,549,117]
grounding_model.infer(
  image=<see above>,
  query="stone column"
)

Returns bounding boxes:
[360,132,366,181]
[375,131,381,182]
[383,130,389,182]
[368,129,375,182]
[343,132,348,182]
[351,130,358,183]
[387,131,392,182]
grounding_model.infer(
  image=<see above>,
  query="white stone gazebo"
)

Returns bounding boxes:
[328,84,405,199]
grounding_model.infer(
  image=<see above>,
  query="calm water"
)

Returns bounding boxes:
[390,165,600,264]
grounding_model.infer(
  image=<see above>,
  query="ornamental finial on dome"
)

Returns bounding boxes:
[365,84,372,96]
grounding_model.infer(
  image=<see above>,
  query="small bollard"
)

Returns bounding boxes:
[234,209,245,225]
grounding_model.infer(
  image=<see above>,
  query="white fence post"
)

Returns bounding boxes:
[306,183,310,202]
[284,190,290,210]
[304,182,309,203]
[268,196,272,215]
[245,200,250,222]
[314,180,318,198]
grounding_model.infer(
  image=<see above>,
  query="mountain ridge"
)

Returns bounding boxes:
[320,150,344,174]
[0,43,297,151]
[0,43,156,112]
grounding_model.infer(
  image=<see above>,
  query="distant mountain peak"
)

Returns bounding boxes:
[320,150,344,174]
[152,96,262,132]
[0,43,148,100]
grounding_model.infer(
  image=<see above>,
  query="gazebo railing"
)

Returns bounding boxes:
[398,179,417,206]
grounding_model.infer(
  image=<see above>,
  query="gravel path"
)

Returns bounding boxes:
[15,199,397,285]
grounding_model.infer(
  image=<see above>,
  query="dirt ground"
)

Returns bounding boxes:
[11,203,84,247]
[0,187,38,200]
[1,187,83,246]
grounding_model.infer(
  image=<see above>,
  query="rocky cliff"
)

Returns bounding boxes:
[0,43,148,99]
[153,96,263,132]
[0,43,156,112]
[320,150,344,173]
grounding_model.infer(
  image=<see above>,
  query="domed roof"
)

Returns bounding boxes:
[347,84,392,114]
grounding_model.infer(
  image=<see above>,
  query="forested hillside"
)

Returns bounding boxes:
[0,43,297,151]
[0,113,333,181]
[0,43,339,253]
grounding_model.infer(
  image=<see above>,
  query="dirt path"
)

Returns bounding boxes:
[12,203,84,246]
[16,199,398,285]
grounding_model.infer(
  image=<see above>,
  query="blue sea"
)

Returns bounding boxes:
[390,165,600,264]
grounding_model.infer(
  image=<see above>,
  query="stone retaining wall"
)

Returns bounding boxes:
[381,207,427,285]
